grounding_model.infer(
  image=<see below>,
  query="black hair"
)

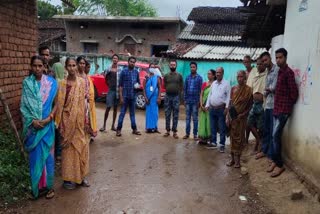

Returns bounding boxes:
[85,60,90,66]
[30,55,45,65]
[149,63,155,68]
[65,57,76,67]
[243,55,251,61]
[128,56,136,63]
[169,59,177,64]
[260,51,271,59]
[112,54,119,59]
[209,69,217,80]
[76,56,86,64]
[190,61,197,67]
[275,48,288,58]
[38,46,50,54]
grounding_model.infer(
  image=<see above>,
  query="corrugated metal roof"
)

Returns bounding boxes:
[182,44,266,61]
[178,24,241,42]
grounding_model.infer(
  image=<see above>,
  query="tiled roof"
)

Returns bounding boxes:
[191,23,245,36]
[187,7,247,23]
[38,19,65,29]
[181,44,266,60]
[169,41,198,57]
[38,19,65,44]
[179,24,241,42]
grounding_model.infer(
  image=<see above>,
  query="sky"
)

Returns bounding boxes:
[50,0,242,20]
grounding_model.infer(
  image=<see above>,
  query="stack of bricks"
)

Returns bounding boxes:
[0,0,37,128]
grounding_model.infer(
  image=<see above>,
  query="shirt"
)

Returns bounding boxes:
[104,65,121,98]
[164,72,183,95]
[205,79,231,108]
[273,65,299,115]
[119,68,140,99]
[247,69,267,95]
[246,67,258,87]
[264,64,279,109]
[184,74,203,104]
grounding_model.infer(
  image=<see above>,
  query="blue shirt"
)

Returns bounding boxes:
[119,68,140,98]
[184,73,203,104]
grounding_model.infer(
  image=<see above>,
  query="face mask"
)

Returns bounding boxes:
[170,67,176,72]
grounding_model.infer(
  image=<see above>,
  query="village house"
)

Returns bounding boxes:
[53,15,186,57]
[38,19,66,52]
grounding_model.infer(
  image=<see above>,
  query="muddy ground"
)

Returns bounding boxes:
[2,104,320,214]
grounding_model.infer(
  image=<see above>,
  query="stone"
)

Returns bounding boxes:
[291,189,304,200]
[240,167,249,175]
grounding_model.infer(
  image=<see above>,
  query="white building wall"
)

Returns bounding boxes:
[282,0,320,184]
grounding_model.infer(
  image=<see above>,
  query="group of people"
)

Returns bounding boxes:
[20,45,298,200]
[21,46,97,199]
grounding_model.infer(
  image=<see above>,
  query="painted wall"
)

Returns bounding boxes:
[283,0,320,185]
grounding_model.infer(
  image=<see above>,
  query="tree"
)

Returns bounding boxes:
[76,0,157,17]
[37,0,59,19]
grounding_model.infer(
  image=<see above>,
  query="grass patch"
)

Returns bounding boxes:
[0,128,29,205]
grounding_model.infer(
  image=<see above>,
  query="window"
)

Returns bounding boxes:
[83,42,98,53]
[151,45,169,57]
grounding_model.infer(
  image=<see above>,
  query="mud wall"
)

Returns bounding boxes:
[282,0,320,188]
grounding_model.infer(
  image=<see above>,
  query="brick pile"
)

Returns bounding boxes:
[0,0,37,128]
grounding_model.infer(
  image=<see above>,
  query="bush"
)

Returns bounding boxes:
[0,128,29,205]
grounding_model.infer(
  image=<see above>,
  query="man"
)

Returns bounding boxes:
[255,52,279,160]
[38,46,55,77]
[100,54,121,132]
[183,62,203,140]
[269,48,298,177]
[205,67,231,153]
[227,70,252,168]
[247,57,267,154]
[243,55,258,144]
[163,59,183,139]
[116,56,141,137]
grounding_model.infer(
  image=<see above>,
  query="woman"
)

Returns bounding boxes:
[52,62,65,81]
[55,57,90,190]
[21,56,58,199]
[198,69,216,145]
[143,66,161,133]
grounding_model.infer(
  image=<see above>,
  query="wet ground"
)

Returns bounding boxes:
[5,104,320,214]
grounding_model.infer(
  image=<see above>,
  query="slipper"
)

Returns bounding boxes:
[111,127,117,132]
[226,160,235,167]
[163,132,170,137]
[234,164,241,169]
[267,163,276,173]
[99,127,106,132]
[173,133,179,139]
[255,152,265,160]
[45,189,55,199]
[116,131,122,137]
[81,179,90,187]
[154,130,161,134]
[182,135,189,140]
[271,167,285,178]
[63,181,76,190]
[132,130,141,135]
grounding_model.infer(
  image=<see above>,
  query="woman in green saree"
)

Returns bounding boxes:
[198,69,216,145]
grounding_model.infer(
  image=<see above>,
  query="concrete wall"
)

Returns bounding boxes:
[65,21,181,56]
[283,0,320,187]
[0,0,37,128]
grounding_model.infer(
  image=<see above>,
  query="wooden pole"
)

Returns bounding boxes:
[0,88,27,161]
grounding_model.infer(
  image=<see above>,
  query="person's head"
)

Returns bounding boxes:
[169,59,177,72]
[149,63,156,68]
[65,57,77,76]
[190,62,197,74]
[76,56,86,73]
[208,69,216,81]
[275,48,288,68]
[256,57,265,73]
[128,56,136,69]
[243,55,252,70]
[260,51,272,69]
[30,55,45,79]
[216,67,224,81]
[85,61,91,75]
[38,46,50,65]
[112,54,119,65]
[237,70,246,86]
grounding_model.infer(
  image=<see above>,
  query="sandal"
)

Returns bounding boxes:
[271,167,285,178]
[111,127,116,131]
[182,135,189,139]
[255,152,265,160]
[81,179,90,187]
[99,127,106,132]
[163,132,170,137]
[132,130,141,135]
[116,130,122,137]
[154,130,161,134]
[63,181,76,190]
[267,163,276,173]
[173,133,179,139]
[234,163,241,168]
[45,189,55,199]
[226,160,235,167]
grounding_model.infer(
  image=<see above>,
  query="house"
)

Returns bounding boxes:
[38,19,66,52]
[53,15,186,57]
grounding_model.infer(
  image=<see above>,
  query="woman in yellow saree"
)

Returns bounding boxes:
[55,57,90,190]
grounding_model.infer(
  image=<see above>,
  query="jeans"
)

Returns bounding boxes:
[117,97,137,130]
[164,95,180,132]
[185,103,199,136]
[272,113,290,168]
[209,108,226,147]
[262,109,274,158]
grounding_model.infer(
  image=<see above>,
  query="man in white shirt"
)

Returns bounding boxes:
[205,67,231,153]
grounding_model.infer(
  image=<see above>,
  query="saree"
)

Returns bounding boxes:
[20,74,58,198]
[145,75,159,130]
[52,62,65,81]
[85,75,97,138]
[198,82,211,141]
[229,85,252,155]
[55,77,89,184]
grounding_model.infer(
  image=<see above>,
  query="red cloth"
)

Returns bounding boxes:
[201,82,209,91]
[273,65,299,115]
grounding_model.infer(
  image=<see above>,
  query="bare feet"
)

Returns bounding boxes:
[267,162,276,173]
[271,167,285,177]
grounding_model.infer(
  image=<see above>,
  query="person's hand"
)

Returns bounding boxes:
[39,117,50,127]
[32,120,44,129]
[205,106,209,112]
[224,108,228,116]
[157,97,161,105]
[145,97,149,105]
[119,97,124,105]
[238,113,246,119]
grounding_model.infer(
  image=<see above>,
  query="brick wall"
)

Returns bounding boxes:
[0,0,37,128]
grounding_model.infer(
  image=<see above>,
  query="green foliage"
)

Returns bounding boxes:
[37,0,59,19]
[0,129,29,204]
[77,0,157,16]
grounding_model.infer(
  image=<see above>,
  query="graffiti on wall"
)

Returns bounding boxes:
[293,65,312,105]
